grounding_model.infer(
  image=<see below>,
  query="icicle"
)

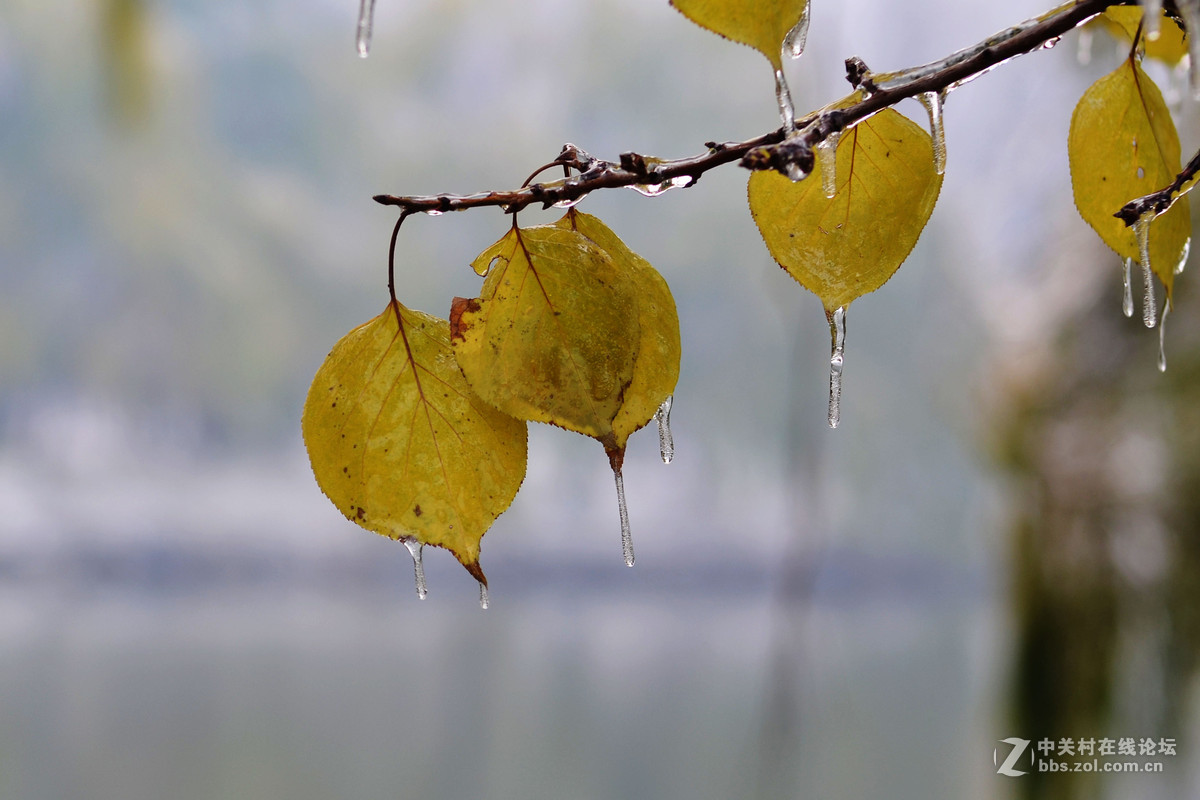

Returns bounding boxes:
[356,0,377,58]
[783,5,811,59]
[815,131,840,198]
[1178,0,1200,97]
[917,91,946,175]
[827,306,846,429]
[774,68,796,131]
[614,468,634,566]
[478,581,489,610]
[1077,27,1093,66]
[1137,211,1158,328]
[1143,0,1164,41]
[402,538,428,599]
[1158,302,1170,372]
[1123,257,1135,318]
[654,395,674,464]
[629,176,695,197]
[1176,238,1190,274]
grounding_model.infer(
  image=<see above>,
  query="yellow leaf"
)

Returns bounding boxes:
[451,223,641,448]
[1101,7,1187,65]
[748,109,943,311]
[554,210,682,450]
[1069,57,1189,297]
[302,301,527,580]
[671,0,809,69]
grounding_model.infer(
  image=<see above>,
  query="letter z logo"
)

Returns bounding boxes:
[995,738,1032,777]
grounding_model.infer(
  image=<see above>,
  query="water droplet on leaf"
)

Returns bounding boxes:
[655,395,674,464]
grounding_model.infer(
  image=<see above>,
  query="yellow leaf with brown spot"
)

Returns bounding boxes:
[451,223,641,451]
[302,300,527,581]
[748,108,942,311]
[671,0,809,69]
[1069,57,1189,298]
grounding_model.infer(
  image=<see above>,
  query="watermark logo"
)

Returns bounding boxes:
[995,738,1032,777]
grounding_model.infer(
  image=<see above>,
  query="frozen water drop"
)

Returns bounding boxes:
[655,395,674,464]
[1136,211,1158,328]
[917,91,946,175]
[630,175,694,197]
[356,0,376,58]
[774,68,796,131]
[783,5,811,59]
[1040,35,1061,51]
[1122,257,1135,318]
[785,161,809,182]
[424,209,444,217]
[1143,0,1164,40]
[1158,302,1170,372]
[827,306,846,429]
[1077,27,1093,66]
[402,538,428,600]
[478,581,489,610]
[614,468,634,567]
[1176,237,1190,274]
[815,131,840,198]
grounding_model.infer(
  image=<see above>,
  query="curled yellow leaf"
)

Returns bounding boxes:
[1069,57,1189,297]
[302,301,527,580]
[748,109,943,311]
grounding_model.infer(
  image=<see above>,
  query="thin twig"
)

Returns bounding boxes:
[1116,147,1200,225]
[373,0,1127,216]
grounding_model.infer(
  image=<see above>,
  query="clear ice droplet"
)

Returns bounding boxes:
[630,176,695,197]
[1158,301,1170,372]
[783,6,811,59]
[424,209,444,216]
[1122,257,1135,318]
[356,0,377,58]
[478,581,489,610]
[917,91,946,175]
[785,161,809,182]
[655,395,674,464]
[1077,27,1093,66]
[827,306,846,429]
[774,68,796,131]
[402,538,428,599]
[614,468,634,567]
[1136,212,1158,328]
[815,131,841,198]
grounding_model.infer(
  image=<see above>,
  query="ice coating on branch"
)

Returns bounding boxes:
[1123,257,1135,318]
[356,0,376,57]
[917,91,946,175]
[478,581,489,610]
[815,131,840,198]
[1143,0,1164,40]
[785,161,809,182]
[552,194,587,209]
[775,68,796,131]
[630,176,695,197]
[402,538,428,599]
[655,395,674,464]
[1136,211,1158,328]
[614,468,634,566]
[827,306,846,429]
[783,4,811,59]
[1158,301,1170,372]
[1180,1,1200,97]
[1177,237,1190,274]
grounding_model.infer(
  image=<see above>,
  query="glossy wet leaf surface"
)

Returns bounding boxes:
[302,301,527,580]
[748,108,943,311]
[451,223,641,449]
[1069,57,1189,297]
[670,0,809,68]
[553,210,681,450]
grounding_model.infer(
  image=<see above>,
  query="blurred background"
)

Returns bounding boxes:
[2,0,1199,798]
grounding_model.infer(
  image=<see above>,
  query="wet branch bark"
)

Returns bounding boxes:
[373,0,1133,216]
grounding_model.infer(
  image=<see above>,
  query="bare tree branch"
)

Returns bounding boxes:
[374,0,1126,216]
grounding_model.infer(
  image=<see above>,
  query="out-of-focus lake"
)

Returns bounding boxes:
[2,1,1198,798]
